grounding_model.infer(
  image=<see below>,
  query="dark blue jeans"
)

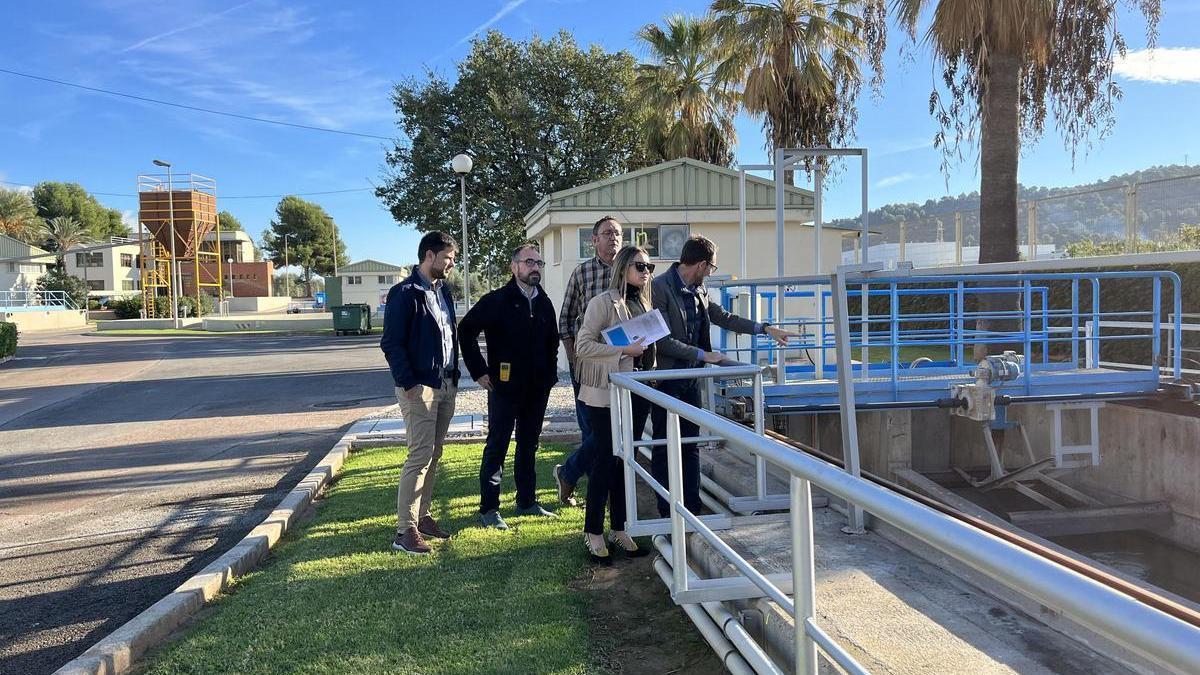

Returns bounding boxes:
[557,376,594,486]
[478,385,551,513]
[650,380,703,517]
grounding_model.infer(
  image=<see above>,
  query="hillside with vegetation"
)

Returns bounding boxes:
[830,164,1200,252]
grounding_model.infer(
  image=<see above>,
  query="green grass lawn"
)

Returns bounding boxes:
[143,443,597,675]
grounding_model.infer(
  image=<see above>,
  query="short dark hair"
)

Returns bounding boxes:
[417,231,457,262]
[511,241,540,261]
[592,216,620,236]
[679,235,716,266]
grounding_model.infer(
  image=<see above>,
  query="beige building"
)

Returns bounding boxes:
[523,158,863,316]
[524,158,867,368]
[1,234,54,295]
[325,259,408,313]
[64,241,143,298]
[201,229,257,263]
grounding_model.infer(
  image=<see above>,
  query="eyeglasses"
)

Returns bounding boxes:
[706,262,719,273]
[596,230,622,239]
[632,261,655,273]
[518,258,545,269]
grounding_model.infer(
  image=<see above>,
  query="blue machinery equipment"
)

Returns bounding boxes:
[712,269,1186,414]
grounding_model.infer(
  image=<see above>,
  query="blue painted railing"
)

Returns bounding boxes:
[0,290,79,312]
[711,270,1182,401]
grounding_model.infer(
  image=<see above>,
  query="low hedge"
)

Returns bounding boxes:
[0,322,16,360]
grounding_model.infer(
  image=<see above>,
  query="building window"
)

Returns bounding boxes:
[86,280,105,291]
[378,275,388,284]
[75,252,104,267]
[348,276,362,285]
[120,253,134,267]
[5,263,13,273]
[122,280,139,291]
[576,224,689,260]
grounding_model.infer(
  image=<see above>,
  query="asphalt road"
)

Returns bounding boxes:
[0,329,395,674]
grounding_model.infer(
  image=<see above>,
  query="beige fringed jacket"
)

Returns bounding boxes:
[574,289,655,407]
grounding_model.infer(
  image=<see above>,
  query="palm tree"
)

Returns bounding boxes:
[888,0,1161,264]
[44,216,91,269]
[710,0,868,178]
[0,188,44,244]
[634,15,738,165]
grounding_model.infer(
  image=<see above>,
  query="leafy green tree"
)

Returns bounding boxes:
[261,196,347,297]
[36,267,88,309]
[711,0,869,178]
[43,216,92,269]
[377,30,649,275]
[218,211,244,232]
[31,182,128,242]
[634,15,737,165]
[0,188,43,244]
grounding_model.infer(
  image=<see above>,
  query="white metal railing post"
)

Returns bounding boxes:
[1084,321,1095,368]
[831,270,866,533]
[666,410,688,594]
[620,385,638,535]
[791,474,817,675]
[753,368,767,501]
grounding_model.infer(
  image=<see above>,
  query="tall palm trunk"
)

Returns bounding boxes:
[975,49,1021,360]
[979,49,1020,265]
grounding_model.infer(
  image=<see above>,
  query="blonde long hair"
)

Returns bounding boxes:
[609,245,652,309]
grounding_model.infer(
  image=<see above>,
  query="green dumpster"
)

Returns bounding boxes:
[332,304,371,335]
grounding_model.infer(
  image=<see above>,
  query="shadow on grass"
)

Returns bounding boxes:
[142,443,596,675]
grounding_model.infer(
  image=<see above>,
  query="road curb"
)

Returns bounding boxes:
[54,435,357,675]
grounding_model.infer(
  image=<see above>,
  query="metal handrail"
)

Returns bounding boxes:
[1,290,79,311]
[609,365,1200,674]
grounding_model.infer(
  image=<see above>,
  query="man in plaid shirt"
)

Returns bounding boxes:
[553,215,623,506]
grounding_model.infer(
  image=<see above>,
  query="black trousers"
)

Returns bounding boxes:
[584,396,650,535]
[650,380,703,517]
[478,384,551,513]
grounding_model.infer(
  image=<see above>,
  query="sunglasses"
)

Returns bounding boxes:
[632,261,655,273]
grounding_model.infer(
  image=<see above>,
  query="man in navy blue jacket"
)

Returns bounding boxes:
[381,231,460,554]
[458,243,560,529]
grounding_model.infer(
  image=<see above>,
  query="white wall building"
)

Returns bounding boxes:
[0,233,54,296]
[842,241,1064,268]
[325,259,408,313]
[63,242,143,298]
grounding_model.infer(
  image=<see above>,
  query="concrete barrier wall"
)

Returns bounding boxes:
[202,313,331,332]
[226,296,290,313]
[4,310,87,332]
[780,402,1200,551]
[97,318,202,330]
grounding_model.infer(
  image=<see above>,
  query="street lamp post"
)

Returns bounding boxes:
[283,232,294,299]
[227,256,235,299]
[152,159,179,327]
[451,153,473,309]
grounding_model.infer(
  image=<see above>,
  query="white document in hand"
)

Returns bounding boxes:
[602,308,670,347]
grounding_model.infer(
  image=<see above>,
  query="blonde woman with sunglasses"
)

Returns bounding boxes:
[572,245,657,562]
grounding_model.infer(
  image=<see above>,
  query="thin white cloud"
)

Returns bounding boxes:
[120,0,258,53]
[1114,48,1200,84]
[876,138,934,157]
[876,172,916,188]
[453,0,529,48]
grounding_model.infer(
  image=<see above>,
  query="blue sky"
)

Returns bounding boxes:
[2,0,1198,268]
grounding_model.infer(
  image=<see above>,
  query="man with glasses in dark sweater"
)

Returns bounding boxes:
[459,243,560,529]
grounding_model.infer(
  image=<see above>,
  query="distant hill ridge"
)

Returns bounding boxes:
[829,164,1200,246]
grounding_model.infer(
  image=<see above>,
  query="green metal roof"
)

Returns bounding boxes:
[523,158,815,226]
[0,233,52,261]
[336,259,407,274]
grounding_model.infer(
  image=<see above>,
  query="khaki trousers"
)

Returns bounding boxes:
[395,378,457,533]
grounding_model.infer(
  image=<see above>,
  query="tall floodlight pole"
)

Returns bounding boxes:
[451,153,473,309]
[152,159,179,327]
[283,232,294,298]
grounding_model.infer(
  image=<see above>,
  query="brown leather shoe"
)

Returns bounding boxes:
[418,515,451,540]
[391,527,431,554]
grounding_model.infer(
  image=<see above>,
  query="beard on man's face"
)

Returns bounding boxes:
[520,270,541,286]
